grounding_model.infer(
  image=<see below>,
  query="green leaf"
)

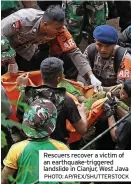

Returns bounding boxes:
[58,80,82,96]
[7,174,15,182]
[1,130,7,148]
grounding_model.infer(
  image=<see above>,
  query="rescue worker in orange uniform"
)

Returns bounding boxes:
[1,5,101,90]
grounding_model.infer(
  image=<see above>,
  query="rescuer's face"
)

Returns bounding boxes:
[96,40,116,58]
[40,21,64,37]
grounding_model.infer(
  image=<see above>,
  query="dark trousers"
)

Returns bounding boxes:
[60,52,78,80]
[16,45,49,72]
[1,44,49,75]
[95,115,116,150]
[2,42,78,81]
[15,45,78,80]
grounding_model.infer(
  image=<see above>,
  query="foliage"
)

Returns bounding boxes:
[84,91,106,110]
[58,80,82,96]
[1,130,7,148]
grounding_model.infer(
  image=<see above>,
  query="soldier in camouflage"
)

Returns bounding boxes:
[64,0,84,45]
[17,84,66,122]
[1,97,69,184]
[1,38,18,74]
[64,1,108,45]
[22,98,57,139]
[82,1,108,44]
[1,39,16,66]
[17,57,88,146]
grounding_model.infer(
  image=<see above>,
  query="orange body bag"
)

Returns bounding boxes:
[1,71,42,122]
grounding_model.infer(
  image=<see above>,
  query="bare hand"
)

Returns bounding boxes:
[16,73,29,87]
[77,103,89,116]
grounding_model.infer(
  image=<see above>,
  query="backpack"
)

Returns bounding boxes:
[87,43,127,74]
[17,85,66,122]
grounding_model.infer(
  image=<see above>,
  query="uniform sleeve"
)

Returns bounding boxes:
[64,96,81,124]
[56,27,92,76]
[49,27,76,56]
[117,53,131,83]
[83,45,92,66]
[67,47,92,76]
[49,139,70,150]
[1,14,22,39]
[1,14,22,59]
[3,145,19,169]
[56,26,76,52]
[3,140,29,169]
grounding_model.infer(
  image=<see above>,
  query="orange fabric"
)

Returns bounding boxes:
[2,71,107,144]
[87,97,108,128]
[1,71,42,122]
[50,27,76,56]
[66,91,108,143]
[49,39,63,57]
[67,132,81,144]
[117,56,131,79]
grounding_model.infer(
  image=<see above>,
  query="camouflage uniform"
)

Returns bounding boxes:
[1,39,16,65]
[17,85,66,122]
[84,45,131,87]
[9,85,66,143]
[22,98,57,139]
[64,0,84,45]
[82,1,108,44]
[1,38,16,74]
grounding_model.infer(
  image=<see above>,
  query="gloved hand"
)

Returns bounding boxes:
[8,63,18,74]
[106,96,117,108]
[103,102,115,117]
[90,74,102,92]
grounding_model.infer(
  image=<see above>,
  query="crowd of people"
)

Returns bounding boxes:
[1,1,131,184]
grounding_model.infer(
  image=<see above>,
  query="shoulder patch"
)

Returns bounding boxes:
[57,27,76,52]
[12,20,22,31]
[60,35,67,42]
